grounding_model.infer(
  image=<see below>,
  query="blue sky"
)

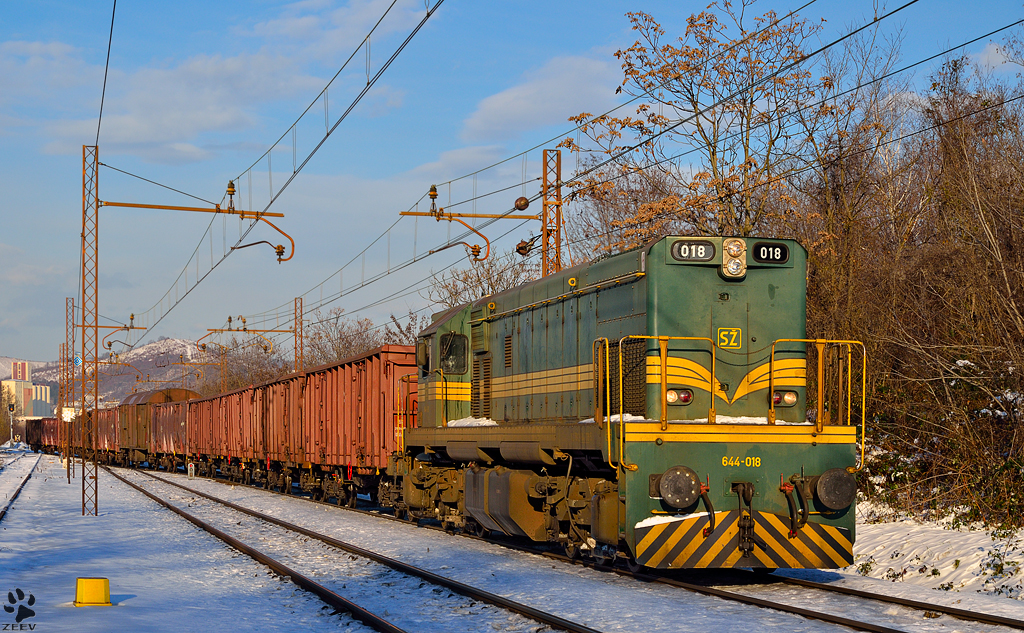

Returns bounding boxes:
[1,0,1021,361]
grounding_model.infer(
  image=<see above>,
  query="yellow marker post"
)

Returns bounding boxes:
[74,578,111,606]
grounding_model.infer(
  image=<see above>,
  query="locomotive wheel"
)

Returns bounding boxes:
[564,542,580,560]
[625,557,643,573]
[474,522,489,537]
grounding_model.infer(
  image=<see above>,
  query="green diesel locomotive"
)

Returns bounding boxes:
[388,235,864,570]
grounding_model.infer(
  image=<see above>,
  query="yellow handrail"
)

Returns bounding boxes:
[593,338,616,470]
[769,338,867,473]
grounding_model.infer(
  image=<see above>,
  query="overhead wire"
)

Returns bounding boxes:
[133,0,948,352]
[236,0,828,324]
[127,0,824,343]
[558,16,1024,217]
[119,1,445,348]
[245,1,991,335]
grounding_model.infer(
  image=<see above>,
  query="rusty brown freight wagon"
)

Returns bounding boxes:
[120,388,197,463]
[95,407,119,458]
[186,345,417,501]
[39,417,60,451]
[150,399,190,471]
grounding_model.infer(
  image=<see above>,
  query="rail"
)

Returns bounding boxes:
[128,468,603,633]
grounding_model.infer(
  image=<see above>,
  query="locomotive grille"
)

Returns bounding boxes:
[504,335,512,370]
[471,355,492,418]
[598,338,646,418]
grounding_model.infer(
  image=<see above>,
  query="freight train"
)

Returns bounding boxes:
[42,235,866,571]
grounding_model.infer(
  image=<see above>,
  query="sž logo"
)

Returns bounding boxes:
[3,589,35,624]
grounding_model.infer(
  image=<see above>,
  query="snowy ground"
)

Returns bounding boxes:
[817,500,1024,599]
[0,454,368,632]
[2,454,1024,632]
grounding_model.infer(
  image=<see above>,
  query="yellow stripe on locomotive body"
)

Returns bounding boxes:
[645,357,806,404]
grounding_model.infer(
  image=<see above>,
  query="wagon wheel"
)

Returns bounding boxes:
[283,476,292,494]
[593,552,613,567]
[394,508,408,521]
[625,556,643,573]
[346,489,358,508]
[564,542,580,560]
[473,521,489,538]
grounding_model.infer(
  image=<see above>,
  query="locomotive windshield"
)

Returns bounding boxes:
[438,332,467,375]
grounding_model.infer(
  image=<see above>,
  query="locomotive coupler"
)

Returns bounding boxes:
[732,482,766,558]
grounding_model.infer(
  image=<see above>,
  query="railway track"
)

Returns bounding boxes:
[0,454,38,523]
[159,462,1024,630]
[135,467,1024,633]
[145,464,1024,633]
[106,466,603,633]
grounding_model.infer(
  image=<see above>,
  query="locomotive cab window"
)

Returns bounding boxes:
[439,332,468,375]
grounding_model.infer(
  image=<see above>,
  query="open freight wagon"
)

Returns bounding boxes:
[187,345,417,503]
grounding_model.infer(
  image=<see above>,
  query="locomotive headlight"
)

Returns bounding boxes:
[772,391,798,406]
[666,389,693,405]
[722,238,747,278]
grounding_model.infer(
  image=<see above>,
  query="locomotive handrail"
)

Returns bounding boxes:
[593,338,616,471]
[615,335,718,472]
[395,373,418,444]
[769,338,867,473]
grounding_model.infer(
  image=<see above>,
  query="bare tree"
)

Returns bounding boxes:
[426,250,539,309]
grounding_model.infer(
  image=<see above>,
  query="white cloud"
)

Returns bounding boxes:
[460,56,619,143]
[974,42,1010,71]
[248,0,426,62]
[410,145,508,181]
[30,51,324,162]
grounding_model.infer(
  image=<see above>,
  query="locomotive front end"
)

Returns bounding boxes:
[609,237,864,569]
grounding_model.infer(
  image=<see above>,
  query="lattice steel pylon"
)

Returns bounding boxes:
[294,297,304,373]
[541,149,563,277]
[59,342,67,482]
[65,296,75,483]
[81,146,99,516]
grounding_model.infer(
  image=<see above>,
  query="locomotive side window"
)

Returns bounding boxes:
[671,240,716,262]
[751,242,789,264]
[439,332,468,375]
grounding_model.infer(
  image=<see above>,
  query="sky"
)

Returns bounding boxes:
[1,0,1022,361]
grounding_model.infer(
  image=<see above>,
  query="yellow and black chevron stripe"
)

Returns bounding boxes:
[634,510,852,569]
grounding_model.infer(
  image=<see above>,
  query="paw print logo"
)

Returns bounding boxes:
[4,589,35,623]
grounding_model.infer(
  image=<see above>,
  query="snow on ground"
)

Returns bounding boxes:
[3,455,1024,632]
[118,470,547,633]
[0,455,370,632]
[795,500,1024,599]
[0,451,37,513]
[148,470,1024,632]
